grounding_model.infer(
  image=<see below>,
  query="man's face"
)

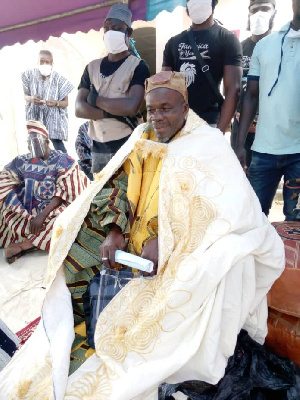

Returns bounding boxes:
[38,53,53,66]
[248,2,275,33]
[104,18,128,34]
[186,0,214,18]
[146,88,189,143]
[103,18,132,50]
[249,2,274,15]
[27,133,48,159]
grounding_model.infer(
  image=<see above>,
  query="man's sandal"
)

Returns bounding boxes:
[4,246,39,264]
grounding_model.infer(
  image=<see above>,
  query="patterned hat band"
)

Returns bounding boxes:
[145,71,188,102]
[26,120,49,139]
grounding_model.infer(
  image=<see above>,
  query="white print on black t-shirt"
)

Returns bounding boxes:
[178,42,210,87]
[180,63,197,87]
[178,42,210,61]
[242,55,251,70]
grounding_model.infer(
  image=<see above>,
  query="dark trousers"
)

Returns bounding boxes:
[51,139,67,153]
[248,151,300,221]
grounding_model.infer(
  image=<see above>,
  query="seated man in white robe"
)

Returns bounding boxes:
[0,72,284,400]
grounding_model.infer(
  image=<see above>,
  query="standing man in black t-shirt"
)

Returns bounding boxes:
[162,0,242,133]
[75,3,150,174]
[231,0,276,167]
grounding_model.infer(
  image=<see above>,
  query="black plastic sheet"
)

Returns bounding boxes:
[158,330,300,400]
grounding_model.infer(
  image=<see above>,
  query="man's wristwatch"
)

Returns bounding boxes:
[56,101,60,107]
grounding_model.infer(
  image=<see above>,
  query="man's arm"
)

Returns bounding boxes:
[217,65,242,134]
[95,84,145,116]
[30,196,63,235]
[22,71,43,106]
[235,80,259,168]
[75,88,105,120]
[161,66,172,71]
[24,94,32,103]
[45,96,69,109]
[96,167,129,269]
[24,94,44,106]
[0,166,21,203]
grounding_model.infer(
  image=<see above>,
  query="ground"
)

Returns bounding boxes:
[269,198,284,223]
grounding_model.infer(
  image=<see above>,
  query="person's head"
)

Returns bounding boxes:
[292,0,300,24]
[248,0,276,36]
[186,0,218,25]
[145,71,189,143]
[26,120,50,160]
[103,3,133,54]
[38,50,53,77]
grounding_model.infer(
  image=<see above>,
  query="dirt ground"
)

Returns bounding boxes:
[269,199,284,223]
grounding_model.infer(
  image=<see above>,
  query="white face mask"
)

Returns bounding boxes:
[250,11,273,35]
[187,0,213,25]
[286,28,300,38]
[103,30,128,54]
[38,64,52,77]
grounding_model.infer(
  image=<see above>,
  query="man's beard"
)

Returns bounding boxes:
[157,136,170,143]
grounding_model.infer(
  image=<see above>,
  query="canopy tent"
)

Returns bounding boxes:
[0,0,185,49]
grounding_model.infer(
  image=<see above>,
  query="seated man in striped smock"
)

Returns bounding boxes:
[0,120,88,264]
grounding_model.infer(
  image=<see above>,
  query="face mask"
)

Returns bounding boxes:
[28,134,46,159]
[103,30,128,54]
[38,64,52,77]
[286,28,300,38]
[187,0,213,25]
[250,11,273,35]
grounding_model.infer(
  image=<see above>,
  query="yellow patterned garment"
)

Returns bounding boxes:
[125,128,161,255]
[0,111,285,400]
[125,127,181,255]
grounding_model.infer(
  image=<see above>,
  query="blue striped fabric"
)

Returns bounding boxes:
[0,319,19,371]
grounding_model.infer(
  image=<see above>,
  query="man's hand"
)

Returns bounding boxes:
[29,214,46,235]
[140,237,158,277]
[31,94,44,106]
[235,145,247,173]
[99,224,126,270]
[45,99,57,107]
[87,85,98,108]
